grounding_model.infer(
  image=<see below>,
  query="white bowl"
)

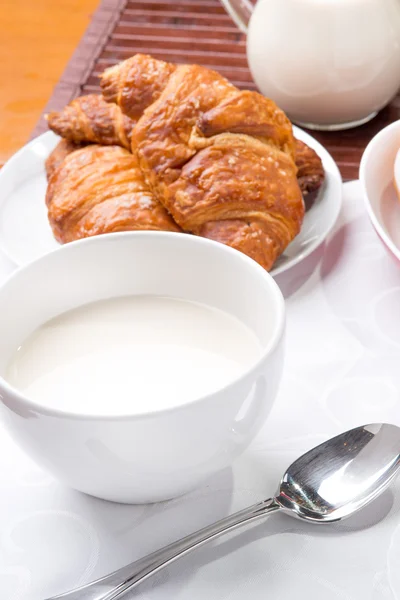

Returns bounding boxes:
[0,232,285,504]
[360,120,400,264]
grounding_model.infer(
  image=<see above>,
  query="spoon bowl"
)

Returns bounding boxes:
[276,423,400,522]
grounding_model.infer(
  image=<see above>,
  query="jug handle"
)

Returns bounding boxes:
[220,0,254,33]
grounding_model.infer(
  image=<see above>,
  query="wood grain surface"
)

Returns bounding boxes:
[5,0,400,179]
[0,0,99,167]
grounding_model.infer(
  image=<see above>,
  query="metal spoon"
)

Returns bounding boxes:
[47,423,400,600]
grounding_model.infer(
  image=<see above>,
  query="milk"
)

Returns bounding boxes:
[7,296,262,415]
[246,0,400,128]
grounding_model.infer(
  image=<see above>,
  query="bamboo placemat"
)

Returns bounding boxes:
[31,0,400,180]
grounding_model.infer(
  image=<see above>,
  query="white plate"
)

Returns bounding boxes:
[0,127,342,273]
[360,119,400,264]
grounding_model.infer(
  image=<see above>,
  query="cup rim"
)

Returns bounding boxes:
[359,119,400,262]
[0,231,285,421]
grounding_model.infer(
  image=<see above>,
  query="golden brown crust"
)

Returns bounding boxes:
[46,144,181,244]
[104,54,304,270]
[294,139,325,196]
[170,135,302,271]
[46,95,135,149]
[45,139,85,180]
[199,91,295,158]
[101,54,177,120]
[132,63,238,181]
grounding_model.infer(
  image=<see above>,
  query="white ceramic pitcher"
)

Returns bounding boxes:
[221,0,400,130]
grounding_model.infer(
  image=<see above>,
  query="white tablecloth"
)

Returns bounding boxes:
[1,180,400,600]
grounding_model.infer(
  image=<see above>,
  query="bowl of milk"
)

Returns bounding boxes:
[0,231,285,503]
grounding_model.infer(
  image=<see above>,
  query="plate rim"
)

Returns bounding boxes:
[272,125,342,276]
[0,131,60,266]
[0,128,343,274]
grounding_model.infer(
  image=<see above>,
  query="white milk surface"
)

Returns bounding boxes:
[7,295,262,415]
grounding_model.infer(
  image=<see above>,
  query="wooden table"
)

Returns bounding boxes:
[0,0,98,167]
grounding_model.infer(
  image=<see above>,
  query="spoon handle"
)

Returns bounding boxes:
[48,497,281,600]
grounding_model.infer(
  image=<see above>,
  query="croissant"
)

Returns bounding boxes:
[45,139,86,180]
[294,140,325,196]
[48,89,323,196]
[101,54,304,270]
[46,94,135,149]
[46,144,181,244]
